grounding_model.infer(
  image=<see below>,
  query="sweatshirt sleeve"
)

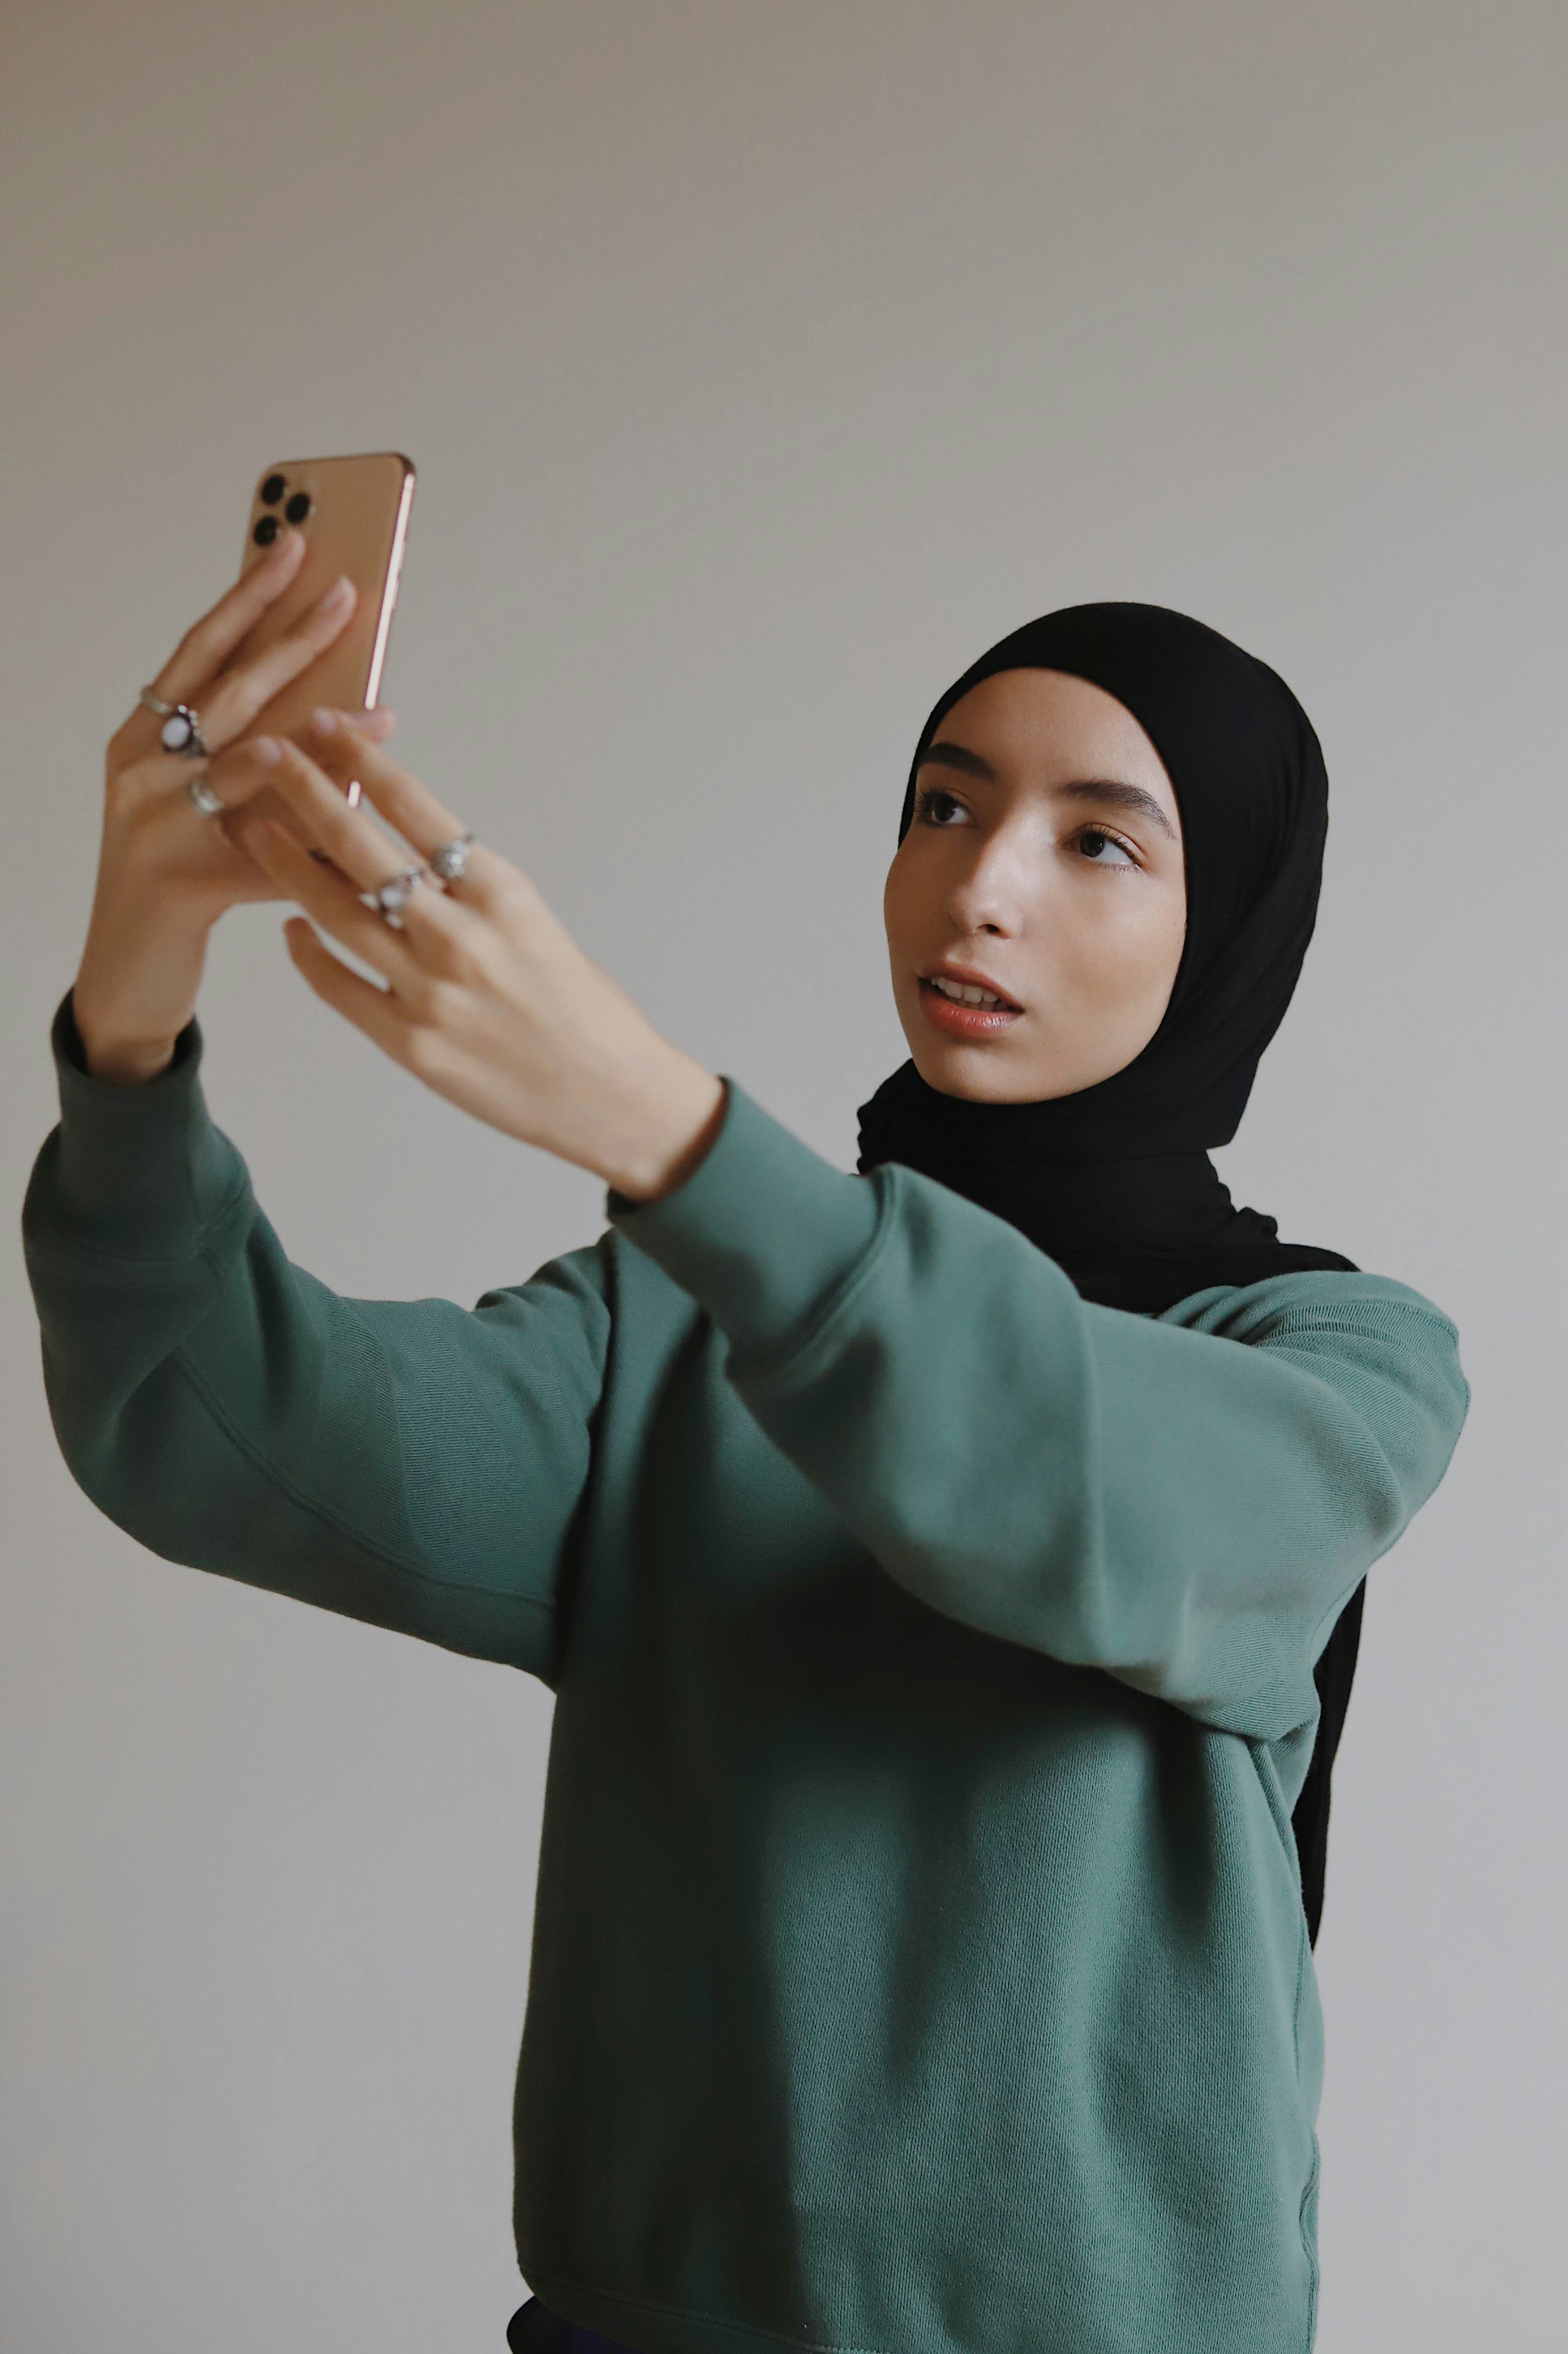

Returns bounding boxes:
[22,998,610,1686]
[612,1082,1470,1742]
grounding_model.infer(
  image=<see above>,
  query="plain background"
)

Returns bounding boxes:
[3,3,1563,2347]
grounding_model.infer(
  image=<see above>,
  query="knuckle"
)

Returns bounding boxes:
[396,968,437,1024]
[471,934,512,992]
[402,1022,447,1080]
[420,977,467,1032]
[106,760,155,818]
[498,856,542,904]
[487,877,543,938]
[421,919,485,987]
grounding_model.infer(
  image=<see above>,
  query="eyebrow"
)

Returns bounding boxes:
[919,739,1178,841]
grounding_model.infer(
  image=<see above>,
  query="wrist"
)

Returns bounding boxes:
[70,983,189,1087]
[70,1012,181,1082]
[71,916,213,1087]
[605,1055,728,1205]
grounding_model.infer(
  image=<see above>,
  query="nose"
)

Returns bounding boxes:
[943,822,1029,939]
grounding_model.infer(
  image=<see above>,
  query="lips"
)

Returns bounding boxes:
[925,971,1014,1010]
[917,970,1024,1041]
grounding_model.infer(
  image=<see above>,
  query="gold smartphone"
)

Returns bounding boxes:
[231,451,416,800]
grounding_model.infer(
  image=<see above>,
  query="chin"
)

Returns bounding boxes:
[908,1038,1048,1105]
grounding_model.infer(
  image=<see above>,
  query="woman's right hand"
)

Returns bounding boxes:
[71,528,396,1084]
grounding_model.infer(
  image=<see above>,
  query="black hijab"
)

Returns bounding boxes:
[856,602,1361,1944]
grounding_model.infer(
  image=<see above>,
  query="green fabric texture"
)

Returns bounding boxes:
[23,1000,1470,2354]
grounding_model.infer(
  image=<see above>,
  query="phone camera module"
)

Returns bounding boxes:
[284,492,312,524]
[259,474,286,505]
[253,514,280,547]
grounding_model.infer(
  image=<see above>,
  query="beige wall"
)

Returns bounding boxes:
[4,4,1563,2347]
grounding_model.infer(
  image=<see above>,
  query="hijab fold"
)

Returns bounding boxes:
[857,603,1361,1944]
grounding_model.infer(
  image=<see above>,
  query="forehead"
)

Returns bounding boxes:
[933,668,1177,816]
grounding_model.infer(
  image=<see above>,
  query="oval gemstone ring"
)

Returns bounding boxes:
[140,687,210,759]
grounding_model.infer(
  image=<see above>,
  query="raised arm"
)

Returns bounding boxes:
[24,1002,609,1684]
[612,1085,1470,1743]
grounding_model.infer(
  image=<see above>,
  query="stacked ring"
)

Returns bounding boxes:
[187,771,226,818]
[428,832,475,884]
[372,867,430,929]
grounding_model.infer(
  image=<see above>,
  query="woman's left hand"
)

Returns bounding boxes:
[203,713,727,1203]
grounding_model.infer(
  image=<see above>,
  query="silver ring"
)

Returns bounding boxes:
[187,769,225,819]
[427,831,475,884]
[372,865,429,929]
[139,686,178,718]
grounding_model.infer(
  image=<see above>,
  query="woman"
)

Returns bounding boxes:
[25,537,1469,2354]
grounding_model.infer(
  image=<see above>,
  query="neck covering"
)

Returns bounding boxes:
[857,602,1360,1944]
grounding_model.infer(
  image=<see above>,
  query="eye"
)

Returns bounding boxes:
[1074,826,1139,869]
[914,786,970,827]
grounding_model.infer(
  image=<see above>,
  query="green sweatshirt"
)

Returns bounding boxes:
[23,1001,1468,2354]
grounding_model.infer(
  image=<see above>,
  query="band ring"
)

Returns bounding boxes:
[140,687,211,760]
[428,831,475,884]
[372,865,430,929]
[187,769,226,819]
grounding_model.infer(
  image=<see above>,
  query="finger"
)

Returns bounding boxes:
[240,815,424,989]
[301,714,503,893]
[143,527,308,711]
[284,917,417,1059]
[192,574,358,752]
[213,737,419,889]
[200,733,357,830]
[214,777,320,861]
[199,715,392,857]
[216,739,486,976]
[205,709,393,783]
[198,735,307,822]
[336,705,398,741]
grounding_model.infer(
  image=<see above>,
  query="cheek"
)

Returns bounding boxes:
[882,843,925,954]
[1053,882,1186,1009]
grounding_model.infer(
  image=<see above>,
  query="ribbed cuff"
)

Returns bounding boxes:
[45,992,247,1255]
[607,1080,881,1362]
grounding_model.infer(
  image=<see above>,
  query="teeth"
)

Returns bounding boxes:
[931,975,1003,1007]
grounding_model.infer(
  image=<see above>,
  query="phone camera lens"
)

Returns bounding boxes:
[259,473,286,505]
[253,514,280,547]
[284,491,312,524]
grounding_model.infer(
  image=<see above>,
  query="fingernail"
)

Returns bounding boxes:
[311,706,340,734]
[250,736,282,766]
[269,527,300,559]
[316,575,353,614]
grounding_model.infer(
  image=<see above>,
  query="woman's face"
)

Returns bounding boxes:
[883,668,1187,1103]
